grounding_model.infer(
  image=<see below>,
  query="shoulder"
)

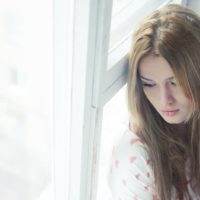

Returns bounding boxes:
[108,128,158,200]
[112,128,152,175]
[114,128,148,160]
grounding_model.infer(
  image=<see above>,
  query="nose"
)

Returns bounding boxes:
[160,85,175,106]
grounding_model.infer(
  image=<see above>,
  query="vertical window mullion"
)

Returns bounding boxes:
[69,0,115,199]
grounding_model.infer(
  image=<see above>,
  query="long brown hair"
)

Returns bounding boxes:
[127,4,200,200]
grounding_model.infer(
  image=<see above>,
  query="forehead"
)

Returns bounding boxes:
[139,54,175,81]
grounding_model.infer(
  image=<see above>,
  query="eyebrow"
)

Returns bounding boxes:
[140,76,175,82]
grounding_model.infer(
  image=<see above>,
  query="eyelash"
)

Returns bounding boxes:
[142,83,156,87]
[170,82,176,86]
[142,82,176,87]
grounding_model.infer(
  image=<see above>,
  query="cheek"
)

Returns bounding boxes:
[182,98,193,111]
[177,90,193,108]
[143,89,158,106]
[181,99,193,121]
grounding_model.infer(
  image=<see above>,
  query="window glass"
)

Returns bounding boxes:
[0,1,53,199]
[109,0,150,50]
[108,0,167,70]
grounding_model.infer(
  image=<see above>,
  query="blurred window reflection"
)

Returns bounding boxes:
[0,1,53,200]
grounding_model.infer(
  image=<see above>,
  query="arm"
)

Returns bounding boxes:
[108,130,158,200]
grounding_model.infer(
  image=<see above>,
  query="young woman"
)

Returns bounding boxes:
[108,4,200,200]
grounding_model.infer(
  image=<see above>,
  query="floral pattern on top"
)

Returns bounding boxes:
[107,128,200,200]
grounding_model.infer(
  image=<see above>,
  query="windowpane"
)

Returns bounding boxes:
[97,85,129,200]
[112,0,134,17]
[0,1,53,200]
[108,0,167,70]
[110,0,149,50]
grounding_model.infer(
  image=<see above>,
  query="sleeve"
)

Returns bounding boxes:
[107,130,159,200]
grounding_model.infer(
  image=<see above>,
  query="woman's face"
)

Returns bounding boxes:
[139,54,192,124]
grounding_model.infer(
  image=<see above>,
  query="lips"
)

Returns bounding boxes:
[161,109,179,117]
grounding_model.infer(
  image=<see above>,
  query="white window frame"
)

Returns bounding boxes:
[54,0,74,199]
[54,0,188,200]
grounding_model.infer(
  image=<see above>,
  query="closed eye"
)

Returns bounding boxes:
[142,82,156,87]
[170,81,176,86]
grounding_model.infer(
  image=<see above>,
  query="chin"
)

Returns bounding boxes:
[163,117,187,124]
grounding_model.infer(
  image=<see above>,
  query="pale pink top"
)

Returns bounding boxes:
[108,127,200,200]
